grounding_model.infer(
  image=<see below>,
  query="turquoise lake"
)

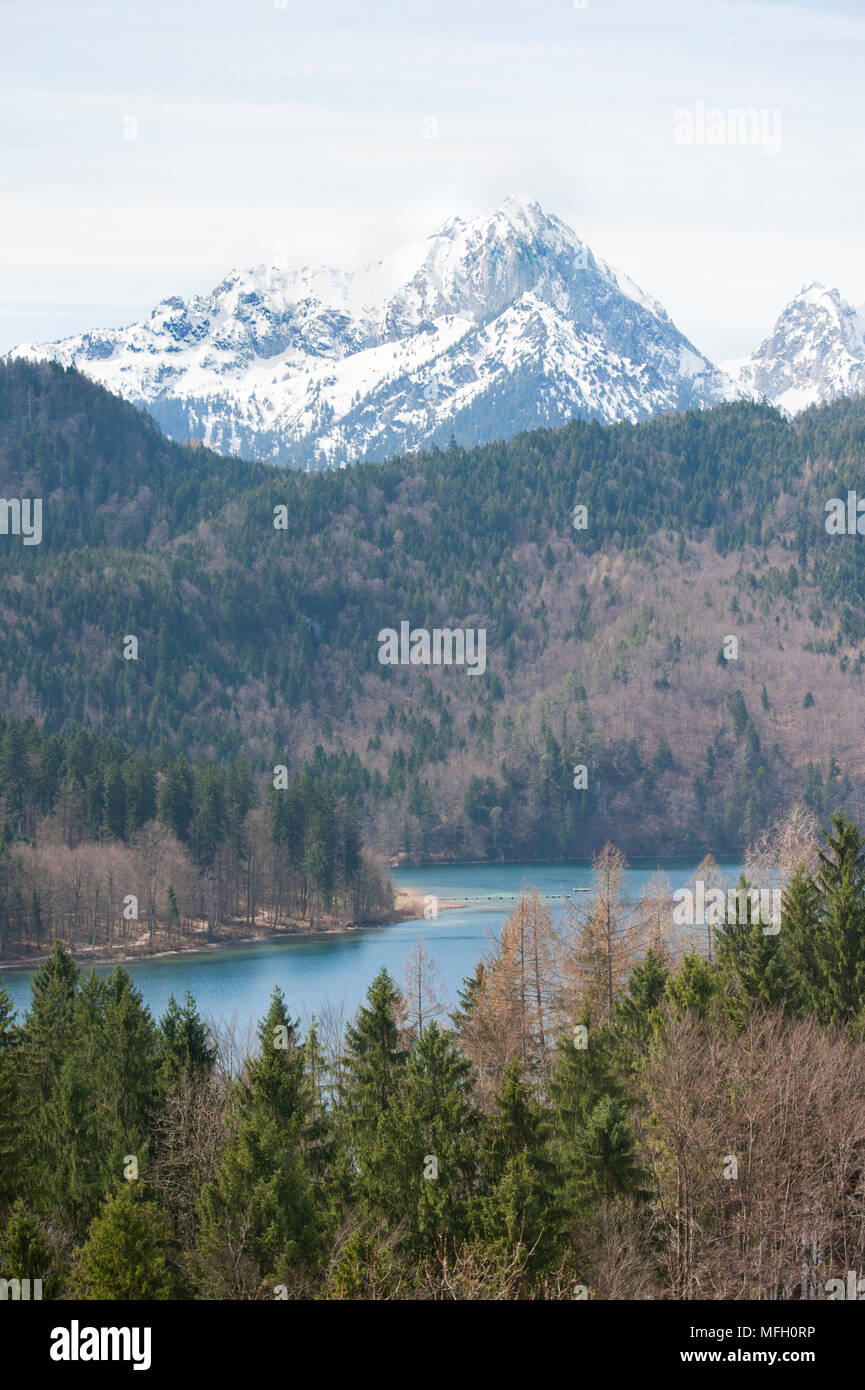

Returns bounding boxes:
[0,860,741,1031]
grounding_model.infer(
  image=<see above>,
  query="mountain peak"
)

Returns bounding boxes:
[725,281,865,414]
[495,193,549,228]
[7,200,734,467]
[789,281,844,313]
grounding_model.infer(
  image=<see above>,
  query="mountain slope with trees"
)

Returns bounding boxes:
[2,359,865,866]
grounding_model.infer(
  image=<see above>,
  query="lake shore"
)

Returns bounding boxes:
[0,860,728,1025]
[0,886,466,975]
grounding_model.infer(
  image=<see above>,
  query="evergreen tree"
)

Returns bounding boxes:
[364,1023,479,1252]
[193,766,226,870]
[664,952,719,1020]
[41,970,111,1232]
[714,876,793,1024]
[0,987,21,1212]
[18,942,79,1212]
[0,1199,57,1298]
[784,815,865,1026]
[480,1059,552,1252]
[103,762,127,840]
[72,1181,176,1299]
[609,947,670,1073]
[195,989,318,1297]
[125,755,157,832]
[341,969,407,1135]
[95,968,162,1181]
[158,756,194,842]
[548,1026,643,1219]
[779,863,822,1016]
[158,991,215,1089]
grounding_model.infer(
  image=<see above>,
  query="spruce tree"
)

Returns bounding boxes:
[0,987,21,1213]
[72,1181,175,1300]
[0,1198,57,1298]
[342,968,407,1134]
[158,755,194,842]
[19,942,80,1215]
[103,762,127,840]
[714,876,794,1024]
[366,1022,479,1252]
[195,988,318,1297]
[790,815,865,1025]
[777,864,821,1016]
[610,948,669,1063]
[95,968,162,1183]
[548,1027,643,1218]
[158,991,215,1089]
[480,1060,552,1252]
[664,952,719,1019]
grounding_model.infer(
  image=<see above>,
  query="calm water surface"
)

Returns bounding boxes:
[0,860,741,1031]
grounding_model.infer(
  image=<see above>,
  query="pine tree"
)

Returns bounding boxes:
[0,1198,56,1297]
[786,815,865,1025]
[342,968,407,1134]
[714,876,793,1024]
[365,1023,479,1252]
[548,1027,643,1218]
[195,988,318,1297]
[480,1060,552,1252]
[0,987,21,1211]
[72,1181,175,1299]
[158,991,215,1088]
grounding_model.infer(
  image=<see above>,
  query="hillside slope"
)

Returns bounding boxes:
[2,359,864,858]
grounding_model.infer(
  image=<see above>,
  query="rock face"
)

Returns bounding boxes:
[9,195,740,468]
[723,283,865,415]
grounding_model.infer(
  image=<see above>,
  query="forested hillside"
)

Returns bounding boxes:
[2,358,865,866]
[0,716,392,961]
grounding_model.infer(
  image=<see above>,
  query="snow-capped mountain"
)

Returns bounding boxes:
[10,197,737,468]
[724,283,865,415]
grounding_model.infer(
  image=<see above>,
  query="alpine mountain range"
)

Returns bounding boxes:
[9,195,865,469]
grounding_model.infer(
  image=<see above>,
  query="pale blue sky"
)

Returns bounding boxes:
[1,0,863,359]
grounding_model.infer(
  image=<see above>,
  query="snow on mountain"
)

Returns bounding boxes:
[723,283,865,415]
[9,196,738,468]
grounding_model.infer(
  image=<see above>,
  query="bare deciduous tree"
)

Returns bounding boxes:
[401,938,444,1039]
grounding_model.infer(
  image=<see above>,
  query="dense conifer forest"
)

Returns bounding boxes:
[3,360,865,873]
[2,810,865,1299]
[0,715,392,960]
